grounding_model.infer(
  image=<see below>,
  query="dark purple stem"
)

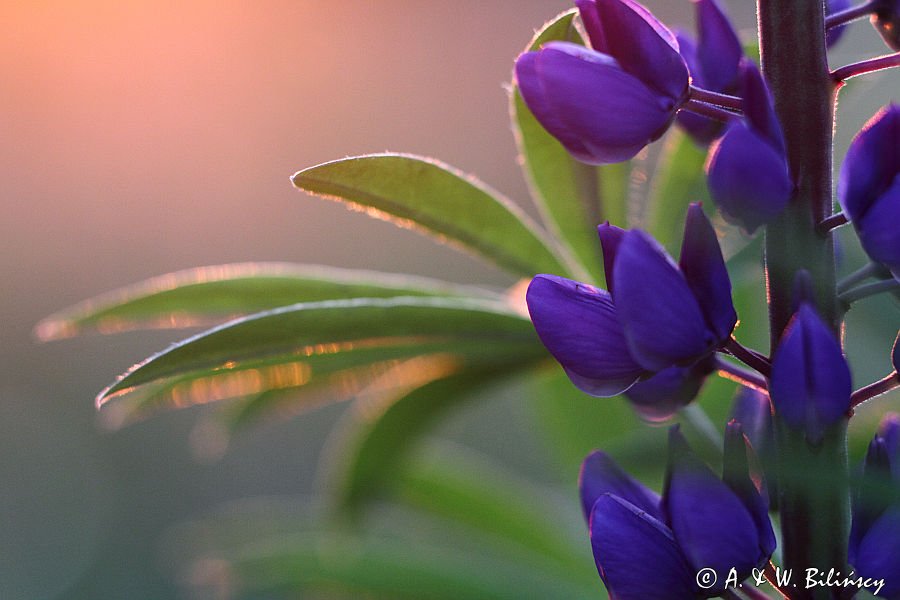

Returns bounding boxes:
[851,372,900,407]
[689,85,744,111]
[715,356,769,392]
[682,98,740,122]
[816,212,848,234]
[825,0,878,29]
[833,53,900,82]
[724,336,772,377]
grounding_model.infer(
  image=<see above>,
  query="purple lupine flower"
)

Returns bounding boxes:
[515,0,689,164]
[675,0,743,144]
[839,104,900,279]
[873,0,900,50]
[826,0,852,47]
[624,355,716,422]
[526,203,736,400]
[582,426,774,599]
[730,387,778,504]
[769,303,852,444]
[849,414,900,598]
[706,60,793,233]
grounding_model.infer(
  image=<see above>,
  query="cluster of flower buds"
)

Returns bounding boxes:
[517,0,900,596]
[581,426,775,599]
[526,203,735,418]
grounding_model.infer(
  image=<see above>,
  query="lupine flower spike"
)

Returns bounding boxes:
[515,0,689,164]
[706,60,793,233]
[582,426,774,599]
[839,104,900,279]
[527,204,735,417]
[675,0,743,144]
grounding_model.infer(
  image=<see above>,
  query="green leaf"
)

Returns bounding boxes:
[326,366,538,514]
[511,10,630,281]
[395,443,592,580]
[35,263,497,341]
[292,154,573,279]
[96,296,543,408]
[226,533,598,599]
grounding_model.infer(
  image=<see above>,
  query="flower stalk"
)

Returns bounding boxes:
[759,1,848,596]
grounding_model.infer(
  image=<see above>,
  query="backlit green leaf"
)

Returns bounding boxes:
[292,154,573,279]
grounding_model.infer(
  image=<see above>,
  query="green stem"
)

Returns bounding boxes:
[680,403,724,454]
[836,261,879,293]
[838,278,900,306]
[758,1,848,598]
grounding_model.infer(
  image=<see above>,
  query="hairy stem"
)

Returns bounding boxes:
[682,98,741,122]
[825,0,877,29]
[833,53,900,82]
[689,85,744,110]
[838,278,900,305]
[758,1,847,597]
[715,356,769,392]
[851,372,900,408]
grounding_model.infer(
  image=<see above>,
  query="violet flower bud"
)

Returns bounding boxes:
[826,0,852,47]
[872,0,900,51]
[706,60,793,233]
[526,204,735,400]
[769,303,852,445]
[514,0,689,164]
[675,0,744,144]
[849,414,900,598]
[624,355,716,423]
[582,427,774,598]
[838,104,900,279]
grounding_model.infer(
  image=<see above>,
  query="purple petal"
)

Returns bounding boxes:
[522,42,677,164]
[665,428,764,586]
[839,104,900,222]
[515,51,592,159]
[576,0,689,102]
[590,494,696,600]
[679,203,737,342]
[854,507,900,597]
[624,355,715,422]
[613,230,713,371]
[826,0,852,47]
[723,422,777,559]
[526,274,644,396]
[856,175,900,272]
[695,0,743,92]
[598,222,626,293]
[706,119,792,233]
[850,435,893,565]
[769,304,852,444]
[879,411,900,479]
[579,450,662,523]
[730,387,773,456]
[740,61,786,153]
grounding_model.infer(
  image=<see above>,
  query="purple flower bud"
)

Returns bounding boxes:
[873,0,900,51]
[527,205,735,403]
[826,0,852,47]
[730,389,777,501]
[850,416,900,597]
[769,304,852,444]
[706,61,792,233]
[515,0,689,164]
[839,105,900,279]
[624,355,716,423]
[675,0,744,144]
[583,427,774,598]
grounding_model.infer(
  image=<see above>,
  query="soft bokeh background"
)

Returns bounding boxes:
[2,1,897,598]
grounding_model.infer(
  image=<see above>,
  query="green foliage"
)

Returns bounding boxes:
[292,153,575,279]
